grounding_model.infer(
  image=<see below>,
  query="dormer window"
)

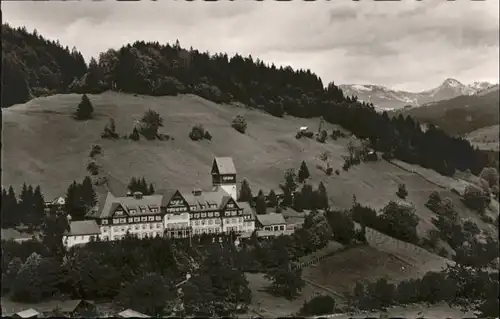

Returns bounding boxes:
[129,209,137,214]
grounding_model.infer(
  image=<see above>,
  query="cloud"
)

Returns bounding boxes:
[2,1,499,91]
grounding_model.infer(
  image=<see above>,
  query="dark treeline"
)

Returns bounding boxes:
[1,177,97,231]
[1,24,87,107]
[2,24,489,175]
[1,183,45,230]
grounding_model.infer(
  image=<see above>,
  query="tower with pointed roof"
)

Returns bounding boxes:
[211,157,237,200]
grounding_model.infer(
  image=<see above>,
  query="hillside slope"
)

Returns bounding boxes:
[390,88,499,136]
[2,92,497,241]
[466,125,500,152]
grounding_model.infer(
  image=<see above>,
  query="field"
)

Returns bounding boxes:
[3,92,496,239]
[244,272,334,318]
[3,92,497,318]
[466,124,500,151]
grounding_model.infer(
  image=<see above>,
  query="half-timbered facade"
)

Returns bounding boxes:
[162,190,191,238]
[88,191,165,241]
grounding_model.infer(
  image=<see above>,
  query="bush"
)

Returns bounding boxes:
[335,169,340,175]
[130,127,140,141]
[302,131,314,138]
[231,115,247,134]
[75,94,94,120]
[326,167,333,176]
[101,118,119,139]
[204,130,212,141]
[89,144,102,158]
[189,124,206,141]
[396,183,408,199]
[299,295,335,316]
[462,184,490,213]
[295,132,302,139]
[316,130,327,143]
[425,191,442,212]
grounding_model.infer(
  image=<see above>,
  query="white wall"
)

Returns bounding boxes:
[191,218,222,235]
[63,234,98,248]
[100,221,164,241]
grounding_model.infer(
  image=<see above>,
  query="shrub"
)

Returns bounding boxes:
[479,167,499,188]
[302,131,314,138]
[396,183,408,199]
[335,169,340,175]
[462,184,490,213]
[75,94,94,120]
[326,167,333,176]
[130,127,140,141]
[189,124,205,141]
[89,144,102,158]
[101,118,119,139]
[203,130,212,141]
[139,109,164,140]
[299,295,335,316]
[231,115,247,134]
[295,132,302,139]
[86,161,100,176]
[316,130,327,143]
[425,191,442,212]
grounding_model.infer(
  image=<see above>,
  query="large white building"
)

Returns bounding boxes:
[76,157,256,246]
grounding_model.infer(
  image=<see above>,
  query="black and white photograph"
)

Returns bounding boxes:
[1,0,499,318]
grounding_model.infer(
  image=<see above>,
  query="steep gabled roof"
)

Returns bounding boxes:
[65,220,100,236]
[213,157,236,175]
[95,191,163,219]
[256,213,286,226]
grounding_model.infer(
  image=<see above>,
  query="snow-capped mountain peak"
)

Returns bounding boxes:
[339,78,496,110]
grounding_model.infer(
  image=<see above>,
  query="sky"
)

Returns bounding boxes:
[3,1,499,92]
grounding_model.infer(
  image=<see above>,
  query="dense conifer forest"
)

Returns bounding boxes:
[1,23,490,175]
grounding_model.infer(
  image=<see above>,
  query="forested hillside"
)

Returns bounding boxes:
[392,89,500,136]
[1,26,491,175]
[1,24,87,108]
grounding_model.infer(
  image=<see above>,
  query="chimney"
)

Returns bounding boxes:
[133,191,143,199]
[192,189,202,196]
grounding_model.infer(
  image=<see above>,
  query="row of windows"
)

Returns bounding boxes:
[166,207,188,213]
[263,225,286,232]
[193,227,221,235]
[70,235,95,241]
[116,208,159,215]
[102,215,162,225]
[102,223,163,233]
[102,232,161,241]
[193,218,220,226]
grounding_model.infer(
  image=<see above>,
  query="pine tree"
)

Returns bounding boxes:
[31,185,46,229]
[298,161,310,183]
[238,179,253,202]
[314,182,329,210]
[148,183,155,195]
[300,184,314,210]
[255,190,267,215]
[81,176,97,210]
[64,181,86,221]
[2,186,19,228]
[268,190,278,208]
[18,183,33,227]
[75,94,94,120]
[280,169,298,207]
[130,126,140,141]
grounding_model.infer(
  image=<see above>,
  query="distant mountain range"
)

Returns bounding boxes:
[389,86,499,136]
[339,78,497,110]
